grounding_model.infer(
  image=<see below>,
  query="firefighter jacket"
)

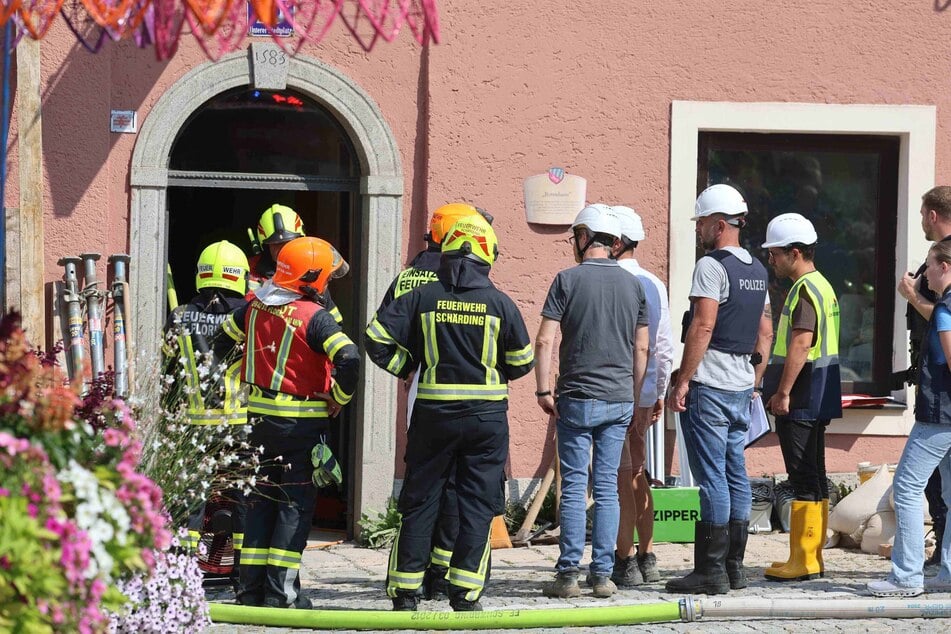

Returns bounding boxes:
[377,249,442,312]
[366,256,535,417]
[162,289,248,424]
[246,253,343,324]
[764,270,842,420]
[222,296,359,419]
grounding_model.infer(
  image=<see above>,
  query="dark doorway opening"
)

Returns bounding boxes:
[167,87,362,533]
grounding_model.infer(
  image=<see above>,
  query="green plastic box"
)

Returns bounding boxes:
[634,486,700,543]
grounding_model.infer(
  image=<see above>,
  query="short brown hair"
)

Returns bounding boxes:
[922,186,951,222]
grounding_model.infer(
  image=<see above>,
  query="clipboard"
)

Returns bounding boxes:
[746,396,772,448]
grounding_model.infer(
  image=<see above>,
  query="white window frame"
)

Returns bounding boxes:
[669,101,935,436]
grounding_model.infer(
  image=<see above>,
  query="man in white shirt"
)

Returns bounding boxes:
[609,205,674,586]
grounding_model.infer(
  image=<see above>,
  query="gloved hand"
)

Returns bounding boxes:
[311,437,343,489]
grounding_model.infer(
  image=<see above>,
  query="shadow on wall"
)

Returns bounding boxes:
[31,36,168,219]
[937,1,951,12]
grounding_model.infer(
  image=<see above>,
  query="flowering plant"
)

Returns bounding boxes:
[108,529,210,633]
[0,314,170,632]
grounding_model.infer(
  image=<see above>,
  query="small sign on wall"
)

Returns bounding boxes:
[523,168,587,225]
[110,110,137,134]
[248,3,294,37]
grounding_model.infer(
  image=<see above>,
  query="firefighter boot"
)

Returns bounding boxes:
[664,522,730,595]
[422,565,449,600]
[764,501,822,581]
[726,520,749,590]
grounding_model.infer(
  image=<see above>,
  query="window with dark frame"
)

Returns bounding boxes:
[698,132,900,396]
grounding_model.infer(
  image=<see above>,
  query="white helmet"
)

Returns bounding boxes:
[571,203,622,238]
[611,205,646,242]
[761,213,818,248]
[692,184,748,220]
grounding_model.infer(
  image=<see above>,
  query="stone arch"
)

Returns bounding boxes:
[129,50,402,532]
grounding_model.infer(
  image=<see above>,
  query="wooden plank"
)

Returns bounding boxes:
[15,38,44,343]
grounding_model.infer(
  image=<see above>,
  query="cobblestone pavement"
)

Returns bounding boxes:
[206,532,951,632]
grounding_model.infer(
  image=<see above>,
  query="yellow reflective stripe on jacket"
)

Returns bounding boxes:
[232,532,244,551]
[267,547,302,569]
[329,305,343,324]
[221,313,245,342]
[416,383,509,401]
[186,409,247,425]
[421,312,439,385]
[771,270,840,366]
[505,342,534,366]
[482,315,501,386]
[430,547,452,568]
[323,331,352,361]
[185,530,201,550]
[330,381,352,406]
[269,322,296,391]
[240,547,268,566]
[244,310,259,382]
[179,333,206,414]
[223,360,246,418]
[248,386,329,418]
[367,317,410,376]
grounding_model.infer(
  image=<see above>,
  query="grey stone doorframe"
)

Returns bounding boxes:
[129,51,403,535]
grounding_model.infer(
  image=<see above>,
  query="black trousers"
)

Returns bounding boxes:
[238,415,325,606]
[388,409,507,603]
[926,468,947,544]
[775,417,830,501]
[428,472,460,573]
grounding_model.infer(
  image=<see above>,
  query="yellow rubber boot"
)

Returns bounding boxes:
[769,497,830,572]
[764,501,823,582]
[817,498,828,577]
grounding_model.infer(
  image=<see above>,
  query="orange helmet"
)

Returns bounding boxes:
[427,203,494,245]
[272,237,349,297]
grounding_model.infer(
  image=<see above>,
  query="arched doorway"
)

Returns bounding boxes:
[129,51,403,535]
[167,86,361,530]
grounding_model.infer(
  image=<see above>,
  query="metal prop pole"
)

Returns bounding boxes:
[58,257,85,386]
[108,254,131,398]
[80,253,105,379]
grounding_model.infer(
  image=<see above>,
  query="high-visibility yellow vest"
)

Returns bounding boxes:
[765,270,842,420]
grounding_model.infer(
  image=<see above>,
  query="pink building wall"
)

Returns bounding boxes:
[13,1,951,482]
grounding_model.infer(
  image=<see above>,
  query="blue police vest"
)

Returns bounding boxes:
[685,250,768,355]
[914,290,951,426]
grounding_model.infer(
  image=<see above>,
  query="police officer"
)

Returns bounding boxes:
[248,203,343,324]
[164,240,250,573]
[223,237,359,609]
[366,214,533,612]
[760,214,841,582]
[897,186,951,575]
[667,184,773,595]
[377,202,494,601]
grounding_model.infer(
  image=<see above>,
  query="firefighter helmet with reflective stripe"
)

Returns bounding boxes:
[273,237,349,297]
[257,204,306,245]
[195,240,249,295]
[441,214,499,266]
[427,203,494,245]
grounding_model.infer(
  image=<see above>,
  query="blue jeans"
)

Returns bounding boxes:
[890,421,951,588]
[679,382,752,524]
[555,396,633,576]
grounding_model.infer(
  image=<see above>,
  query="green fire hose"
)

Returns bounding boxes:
[209,601,684,630]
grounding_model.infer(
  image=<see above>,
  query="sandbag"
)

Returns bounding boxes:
[861,510,896,554]
[829,464,892,538]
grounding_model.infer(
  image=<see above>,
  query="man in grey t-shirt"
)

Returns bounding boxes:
[666,184,773,596]
[535,204,649,599]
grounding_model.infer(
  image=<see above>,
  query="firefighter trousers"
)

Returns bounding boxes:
[388,409,507,604]
[238,414,325,607]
